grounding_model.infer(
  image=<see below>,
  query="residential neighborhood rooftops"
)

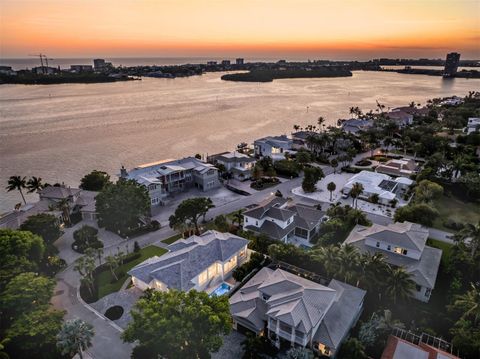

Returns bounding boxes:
[242,197,289,220]
[344,222,442,289]
[216,152,255,162]
[230,267,366,349]
[376,158,419,177]
[39,186,81,200]
[128,230,248,291]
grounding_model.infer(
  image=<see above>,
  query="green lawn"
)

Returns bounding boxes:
[161,233,182,245]
[431,194,480,231]
[96,245,167,299]
[426,238,453,266]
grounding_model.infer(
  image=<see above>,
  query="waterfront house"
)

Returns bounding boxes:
[214,151,256,181]
[230,267,366,357]
[0,186,97,229]
[254,135,294,161]
[339,119,373,135]
[120,157,220,206]
[375,158,419,178]
[242,197,326,246]
[128,230,248,293]
[344,221,442,302]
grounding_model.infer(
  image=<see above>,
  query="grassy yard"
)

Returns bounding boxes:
[431,194,480,232]
[96,245,167,299]
[426,238,453,266]
[161,233,182,245]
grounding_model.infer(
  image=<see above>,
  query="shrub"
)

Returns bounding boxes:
[443,219,464,231]
[274,159,300,178]
[133,241,141,253]
[232,252,264,282]
[72,225,103,253]
[105,306,124,320]
[150,220,160,231]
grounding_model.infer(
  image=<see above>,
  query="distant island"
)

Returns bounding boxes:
[0,72,136,85]
[221,67,352,82]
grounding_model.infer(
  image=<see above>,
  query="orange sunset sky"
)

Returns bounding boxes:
[1,0,479,59]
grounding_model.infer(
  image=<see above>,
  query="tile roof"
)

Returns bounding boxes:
[128,230,248,291]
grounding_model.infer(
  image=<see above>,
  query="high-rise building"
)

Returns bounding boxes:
[443,52,460,77]
[235,58,244,65]
[221,60,231,65]
[93,59,106,70]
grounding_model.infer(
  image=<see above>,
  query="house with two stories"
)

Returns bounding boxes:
[254,135,294,161]
[338,119,374,135]
[214,151,256,181]
[242,197,326,246]
[120,157,220,206]
[128,230,248,293]
[230,267,366,357]
[344,221,442,302]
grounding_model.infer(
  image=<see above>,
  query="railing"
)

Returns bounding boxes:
[392,327,460,357]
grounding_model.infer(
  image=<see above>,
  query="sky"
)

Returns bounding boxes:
[1,0,479,60]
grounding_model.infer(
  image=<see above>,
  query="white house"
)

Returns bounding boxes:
[465,117,480,134]
[254,135,294,161]
[128,230,249,293]
[120,157,220,206]
[230,267,366,357]
[215,152,256,181]
[344,222,442,302]
[243,197,326,246]
[342,170,413,205]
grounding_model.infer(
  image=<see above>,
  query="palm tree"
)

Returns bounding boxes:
[57,198,71,225]
[233,209,243,227]
[360,253,389,294]
[451,283,480,325]
[26,176,44,193]
[57,318,95,359]
[313,246,340,277]
[105,255,119,281]
[337,244,360,284]
[6,175,27,204]
[384,266,415,305]
[327,182,336,202]
[350,182,364,209]
[317,116,325,132]
[454,221,480,258]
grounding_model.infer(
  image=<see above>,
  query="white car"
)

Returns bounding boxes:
[341,193,349,199]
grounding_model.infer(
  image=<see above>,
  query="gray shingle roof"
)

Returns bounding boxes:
[290,204,325,230]
[230,268,365,343]
[128,230,248,290]
[245,220,295,241]
[344,223,442,288]
[243,197,289,220]
[39,186,81,199]
[346,222,428,252]
[314,280,366,350]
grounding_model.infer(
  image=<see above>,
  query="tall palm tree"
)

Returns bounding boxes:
[360,253,389,295]
[57,198,71,225]
[6,175,27,204]
[384,266,415,305]
[105,255,119,281]
[57,318,95,359]
[26,176,44,193]
[350,182,364,209]
[454,221,480,258]
[327,182,336,202]
[233,209,243,227]
[337,244,360,284]
[452,283,480,325]
[313,246,340,277]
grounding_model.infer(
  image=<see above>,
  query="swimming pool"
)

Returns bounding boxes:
[209,283,232,296]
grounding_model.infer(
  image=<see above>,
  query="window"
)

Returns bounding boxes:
[223,256,237,273]
[394,247,402,254]
[207,263,218,279]
[245,218,248,223]
[425,288,431,297]
[387,245,391,251]
[403,249,408,255]
[262,294,270,301]
[256,221,258,226]
[416,284,422,292]
[295,330,304,339]
[239,248,246,258]
[198,270,208,285]
[376,241,380,247]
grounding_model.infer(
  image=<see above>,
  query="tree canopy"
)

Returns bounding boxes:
[169,197,214,234]
[95,179,151,235]
[80,170,111,191]
[20,213,62,244]
[122,289,231,359]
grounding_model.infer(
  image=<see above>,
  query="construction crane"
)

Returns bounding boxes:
[28,53,53,74]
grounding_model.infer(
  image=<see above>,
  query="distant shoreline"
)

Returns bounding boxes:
[0,73,138,85]
[221,67,352,82]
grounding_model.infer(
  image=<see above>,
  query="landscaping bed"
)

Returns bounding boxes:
[250,177,280,190]
[161,233,182,245]
[81,245,167,303]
